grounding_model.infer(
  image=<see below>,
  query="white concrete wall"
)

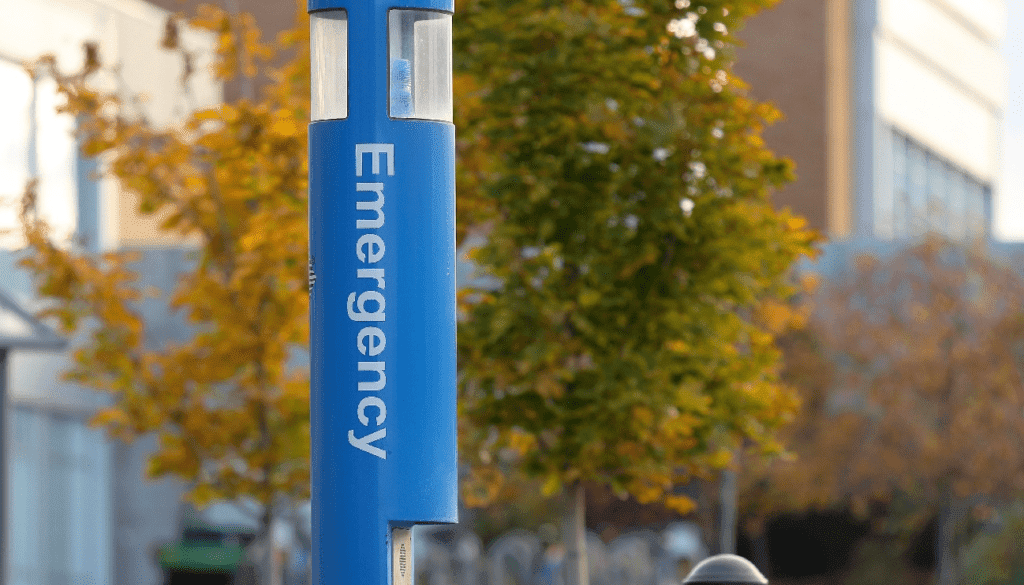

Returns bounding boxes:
[935,0,1007,43]
[875,36,1000,181]
[0,0,220,126]
[879,0,1006,109]
[875,0,1005,183]
[0,0,221,251]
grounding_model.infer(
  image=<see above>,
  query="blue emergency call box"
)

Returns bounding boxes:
[307,0,457,582]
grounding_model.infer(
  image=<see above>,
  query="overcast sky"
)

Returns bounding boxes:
[995,1,1023,241]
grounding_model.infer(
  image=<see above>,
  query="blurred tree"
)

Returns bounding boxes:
[961,502,1024,585]
[16,1,818,584]
[741,238,1024,585]
[452,0,818,582]
[18,3,311,582]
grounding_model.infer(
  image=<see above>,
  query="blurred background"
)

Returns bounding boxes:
[0,0,1021,584]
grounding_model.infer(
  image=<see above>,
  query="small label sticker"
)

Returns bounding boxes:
[393,527,413,585]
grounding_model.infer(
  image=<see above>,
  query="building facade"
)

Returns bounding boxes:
[735,0,1007,241]
[0,0,1011,582]
[1,1,219,584]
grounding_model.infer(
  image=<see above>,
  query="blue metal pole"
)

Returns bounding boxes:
[308,0,457,583]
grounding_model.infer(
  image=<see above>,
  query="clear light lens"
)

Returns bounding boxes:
[389,10,453,122]
[311,10,348,121]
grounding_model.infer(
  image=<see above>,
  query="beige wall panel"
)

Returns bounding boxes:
[826,0,853,238]
[144,0,298,102]
[105,5,220,247]
[100,0,222,127]
[115,185,202,247]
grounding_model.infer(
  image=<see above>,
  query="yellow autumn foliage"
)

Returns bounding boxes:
[18,2,312,508]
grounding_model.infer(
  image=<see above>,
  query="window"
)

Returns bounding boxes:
[9,407,111,585]
[925,155,947,233]
[947,166,967,240]
[906,140,927,236]
[887,128,990,241]
[891,131,908,237]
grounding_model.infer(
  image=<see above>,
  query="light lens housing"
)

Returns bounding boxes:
[311,10,348,121]
[389,10,453,122]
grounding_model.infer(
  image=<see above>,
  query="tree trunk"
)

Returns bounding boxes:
[936,501,964,585]
[719,469,738,555]
[750,526,771,577]
[563,484,590,585]
[238,502,278,585]
[694,479,721,555]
